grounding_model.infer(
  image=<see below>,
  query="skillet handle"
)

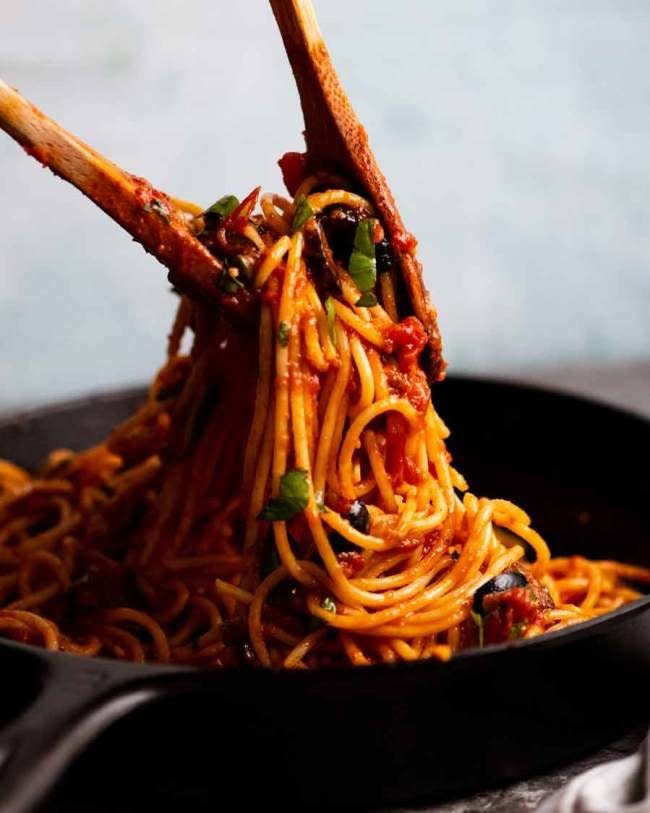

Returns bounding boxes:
[0,655,170,813]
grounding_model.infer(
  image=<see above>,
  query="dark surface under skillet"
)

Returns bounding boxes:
[0,376,648,812]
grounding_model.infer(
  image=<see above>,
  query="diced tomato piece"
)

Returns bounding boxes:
[385,316,427,372]
[394,230,418,254]
[223,186,260,233]
[278,152,307,197]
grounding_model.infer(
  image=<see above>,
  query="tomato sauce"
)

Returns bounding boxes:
[394,230,418,255]
[385,412,407,485]
[338,551,365,577]
[383,316,430,413]
[482,579,554,644]
[385,316,427,372]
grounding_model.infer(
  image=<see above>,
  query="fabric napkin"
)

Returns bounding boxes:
[538,738,650,813]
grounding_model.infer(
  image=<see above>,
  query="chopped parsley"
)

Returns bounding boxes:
[291,195,314,233]
[205,195,239,219]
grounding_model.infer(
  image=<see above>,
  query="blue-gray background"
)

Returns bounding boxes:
[1,1,649,413]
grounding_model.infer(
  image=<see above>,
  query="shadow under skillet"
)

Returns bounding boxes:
[393,728,645,813]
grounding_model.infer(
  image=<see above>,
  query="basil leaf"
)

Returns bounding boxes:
[325,296,336,341]
[206,195,239,219]
[258,468,309,521]
[321,596,336,614]
[348,218,378,293]
[355,291,378,308]
[292,195,314,233]
[470,610,484,648]
[277,321,290,347]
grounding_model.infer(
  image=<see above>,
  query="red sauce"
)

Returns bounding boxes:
[403,457,424,484]
[337,551,365,578]
[385,316,427,372]
[261,273,281,310]
[129,174,171,211]
[347,371,360,401]
[423,528,444,554]
[22,143,47,166]
[386,364,429,412]
[286,513,311,555]
[278,152,307,197]
[303,369,321,398]
[383,421,424,484]
[327,494,353,517]
[483,581,554,644]
[384,316,430,413]
[394,230,418,255]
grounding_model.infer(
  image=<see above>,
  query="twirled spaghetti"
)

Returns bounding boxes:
[0,174,648,668]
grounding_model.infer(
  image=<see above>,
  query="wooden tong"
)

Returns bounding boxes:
[0,2,444,377]
[269,0,445,380]
[0,79,226,307]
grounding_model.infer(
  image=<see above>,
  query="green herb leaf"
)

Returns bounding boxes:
[355,291,378,308]
[348,218,378,293]
[321,596,336,614]
[277,321,290,347]
[325,297,336,341]
[291,195,314,233]
[470,610,484,648]
[205,195,240,219]
[258,468,309,521]
[509,621,527,640]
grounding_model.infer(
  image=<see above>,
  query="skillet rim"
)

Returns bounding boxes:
[0,590,648,681]
[0,376,648,680]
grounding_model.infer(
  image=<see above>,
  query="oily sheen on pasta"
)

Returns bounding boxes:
[0,171,648,668]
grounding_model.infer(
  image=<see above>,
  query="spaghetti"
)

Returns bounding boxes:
[0,176,648,668]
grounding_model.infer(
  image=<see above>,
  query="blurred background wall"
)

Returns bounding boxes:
[1,0,649,413]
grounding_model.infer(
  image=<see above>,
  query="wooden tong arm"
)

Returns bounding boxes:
[268,0,445,379]
[0,79,224,305]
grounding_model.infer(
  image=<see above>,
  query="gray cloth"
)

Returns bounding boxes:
[538,739,650,813]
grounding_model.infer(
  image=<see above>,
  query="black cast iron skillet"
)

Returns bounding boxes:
[0,376,648,813]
